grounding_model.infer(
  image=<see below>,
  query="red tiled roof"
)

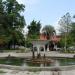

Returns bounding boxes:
[40,34,47,40]
[40,34,61,42]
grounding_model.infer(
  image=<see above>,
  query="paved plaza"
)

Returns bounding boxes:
[0,68,75,75]
[0,51,74,58]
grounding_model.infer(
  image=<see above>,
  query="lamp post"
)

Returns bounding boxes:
[64,31,67,52]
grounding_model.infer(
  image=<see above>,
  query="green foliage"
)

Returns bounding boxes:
[59,37,65,47]
[58,13,73,48]
[26,20,41,48]
[27,20,41,40]
[42,25,55,40]
[58,12,71,34]
[0,0,25,49]
[59,35,73,48]
[70,23,75,41]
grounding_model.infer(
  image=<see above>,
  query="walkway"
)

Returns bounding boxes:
[0,51,74,58]
[1,68,75,75]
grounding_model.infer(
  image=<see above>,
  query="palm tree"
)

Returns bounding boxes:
[42,25,56,52]
[42,25,55,40]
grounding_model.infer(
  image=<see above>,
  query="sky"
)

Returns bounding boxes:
[17,0,75,34]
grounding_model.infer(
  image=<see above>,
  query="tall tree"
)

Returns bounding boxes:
[0,0,26,49]
[70,23,75,42]
[58,12,72,50]
[71,16,75,42]
[27,20,41,58]
[58,12,71,34]
[42,25,55,40]
[27,20,41,39]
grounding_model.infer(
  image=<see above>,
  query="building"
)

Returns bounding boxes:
[40,34,61,43]
[31,34,61,57]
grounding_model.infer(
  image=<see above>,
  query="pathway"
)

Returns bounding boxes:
[0,51,74,58]
[1,68,75,75]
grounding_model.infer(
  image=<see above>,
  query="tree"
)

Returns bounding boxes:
[58,12,72,51]
[58,12,71,34]
[42,25,55,40]
[27,20,41,58]
[27,20,41,39]
[70,23,75,43]
[70,15,75,42]
[0,0,26,49]
[41,25,55,55]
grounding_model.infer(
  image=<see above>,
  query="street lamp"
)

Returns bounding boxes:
[64,31,67,52]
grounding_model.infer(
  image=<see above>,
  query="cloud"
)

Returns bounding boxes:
[17,0,39,6]
[17,0,39,13]
[16,0,25,4]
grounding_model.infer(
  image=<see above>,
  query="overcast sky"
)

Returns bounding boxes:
[17,0,75,34]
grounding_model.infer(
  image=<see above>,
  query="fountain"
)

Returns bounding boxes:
[31,58,54,64]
